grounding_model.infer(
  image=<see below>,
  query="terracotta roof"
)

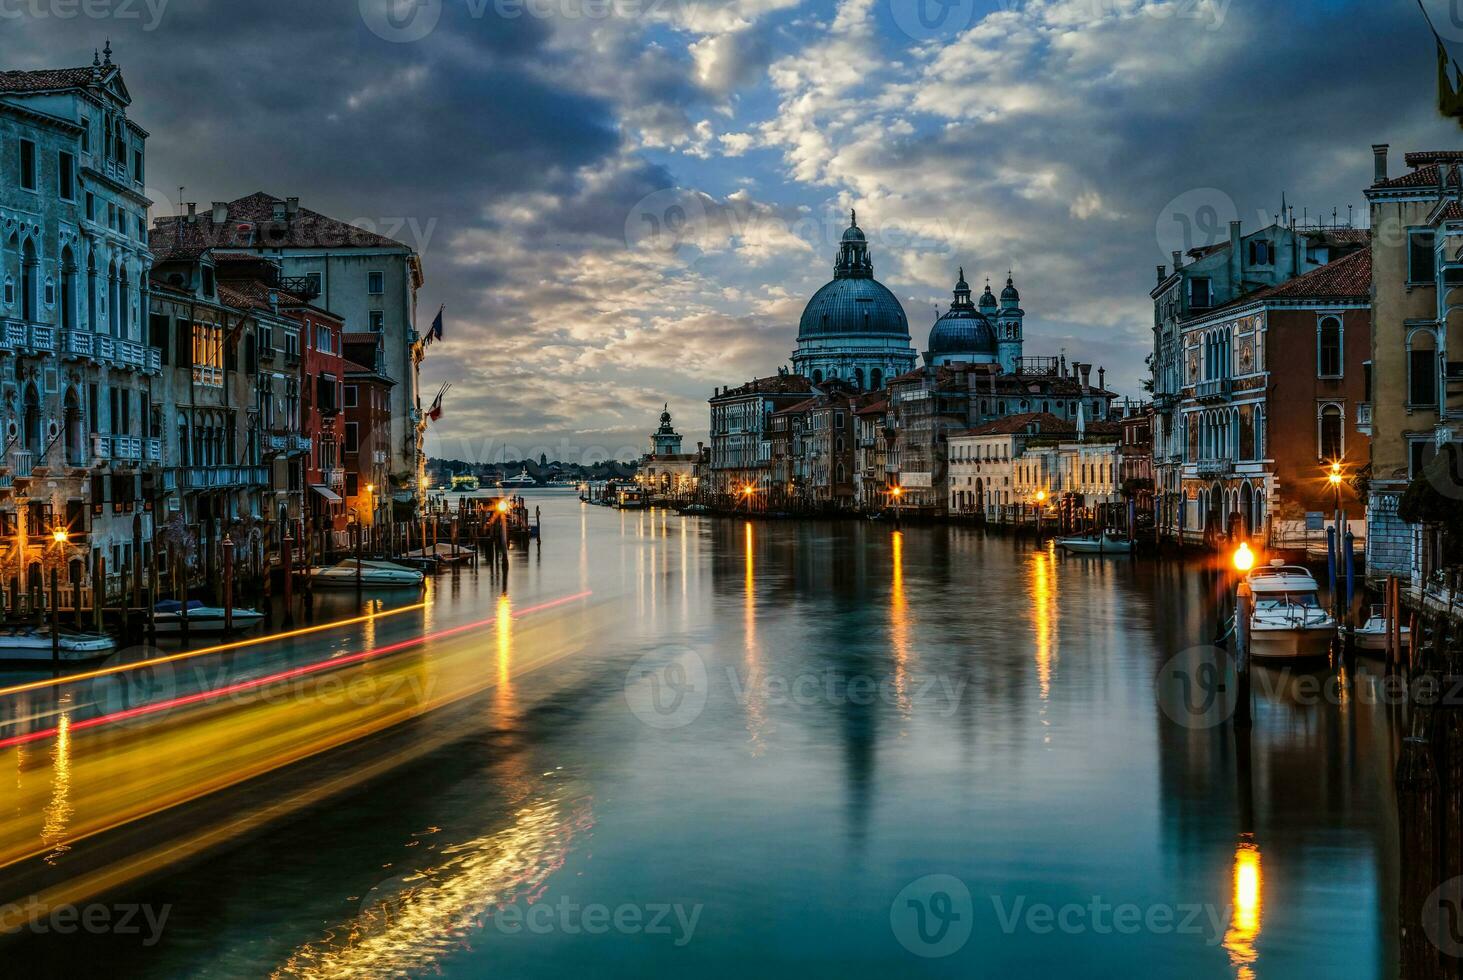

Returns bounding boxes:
[0,66,109,93]
[151,191,414,258]
[216,278,309,311]
[1253,248,1371,301]
[771,397,817,416]
[1373,160,1462,191]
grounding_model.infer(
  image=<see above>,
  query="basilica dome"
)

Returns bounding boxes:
[796,211,910,341]
[926,268,998,365]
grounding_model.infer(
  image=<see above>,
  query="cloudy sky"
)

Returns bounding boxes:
[4,0,1461,461]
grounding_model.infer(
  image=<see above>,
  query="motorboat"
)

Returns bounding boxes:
[1244,562,1337,660]
[153,599,266,636]
[309,559,425,589]
[1345,604,1411,655]
[450,475,480,492]
[0,626,116,664]
[499,469,536,488]
[679,503,711,515]
[615,487,648,509]
[1057,531,1133,555]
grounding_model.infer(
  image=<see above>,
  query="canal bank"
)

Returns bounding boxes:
[3,492,1403,978]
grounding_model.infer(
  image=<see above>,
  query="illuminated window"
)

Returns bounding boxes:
[192,322,223,386]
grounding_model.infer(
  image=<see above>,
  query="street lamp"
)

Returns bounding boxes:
[1232,540,1255,574]
[51,527,68,547]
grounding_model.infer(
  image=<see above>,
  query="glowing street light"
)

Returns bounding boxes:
[1034,489,1047,505]
[1326,462,1343,488]
[1232,541,1255,574]
[51,527,68,546]
[496,499,510,514]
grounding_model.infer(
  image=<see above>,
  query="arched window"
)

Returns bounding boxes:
[20,238,37,322]
[854,367,864,390]
[812,369,823,384]
[60,247,77,331]
[1318,317,1342,377]
[871,368,883,390]
[1319,404,1343,461]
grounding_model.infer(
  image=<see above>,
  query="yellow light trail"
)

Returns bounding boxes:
[0,602,429,698]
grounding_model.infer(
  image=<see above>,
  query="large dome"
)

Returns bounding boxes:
[798,276,910,339]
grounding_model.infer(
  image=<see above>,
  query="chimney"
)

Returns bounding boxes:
[1372,143,1389,184]
[186,202,197,224]
[1098,366,1106,390]
[286,196,300,218]
[211,201,228,225]
[1171,250,1182,272]
[1079,363,1092,390]
[271,201,287,222]
[1156,264,1166,284]
[1228,219,1242,287]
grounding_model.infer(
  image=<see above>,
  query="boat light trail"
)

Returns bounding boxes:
[0,591,590,751]
[0,602,430,698]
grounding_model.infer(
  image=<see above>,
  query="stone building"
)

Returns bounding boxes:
[343,332,395,526]
[0,52,162,602]
[707,373,814,497]
[152,192,427,514]
[1150,217,1369,545]
[639,405,699,497]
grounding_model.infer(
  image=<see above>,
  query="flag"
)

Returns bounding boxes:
[432,305,444,342]
[1440,36,1463,118]
[426,383,450,423]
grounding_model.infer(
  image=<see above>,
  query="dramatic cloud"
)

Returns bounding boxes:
[3,0,1459,456]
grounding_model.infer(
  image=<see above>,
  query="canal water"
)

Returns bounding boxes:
[9,490,1400,978]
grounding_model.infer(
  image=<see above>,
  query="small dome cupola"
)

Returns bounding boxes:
[950,266,974,310]
[979,278,998,311]
[1001,272,1021,309]
[833,210,872,279]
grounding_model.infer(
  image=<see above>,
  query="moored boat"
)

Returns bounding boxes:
[1057,531,1133,555]
[0,626,116,664]
[1245,562,1337,660]
[153,599,266,636]
[308,559,425,589]
[1345,604,1411,655]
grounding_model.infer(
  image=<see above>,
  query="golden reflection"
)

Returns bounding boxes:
[1029,548,1056,702]
[493,594,515,723]
[274,789,594,979]
[39,708,72,864]
[743,521,765,753]
[890,531,910,717]
[1223,835,1263,979]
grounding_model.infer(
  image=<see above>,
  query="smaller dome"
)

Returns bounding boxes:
[842,209,865,242]
[1001,275,1019,302]
[979,279,998,311]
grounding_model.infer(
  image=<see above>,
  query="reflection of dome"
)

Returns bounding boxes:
[926,266,997,364]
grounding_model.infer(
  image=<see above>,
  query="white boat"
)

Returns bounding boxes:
[152,599,266,636]
[0,626,116,664]
[499,469,536,488]
[1345,604,1411,655]
[1245,562,1337,660]
[1057,532,1133,555]
[309,559,425,589]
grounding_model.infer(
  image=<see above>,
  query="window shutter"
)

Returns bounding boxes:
[176,319,192,367]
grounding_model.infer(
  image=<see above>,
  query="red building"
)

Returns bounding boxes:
[342,332,395,527]
[301,307,346,536]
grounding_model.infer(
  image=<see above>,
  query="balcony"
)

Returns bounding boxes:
[325,467,346,488]
[1195,458,1234,478]
[1195,378,1232,403]
[174,465,271,491]
[280,276,321,300]
[62,329,94,359]
[1356,402,1372,436]
[7,450,33,479]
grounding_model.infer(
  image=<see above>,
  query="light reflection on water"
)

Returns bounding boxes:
[5,492,1400,978]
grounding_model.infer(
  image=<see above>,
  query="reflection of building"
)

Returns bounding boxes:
[1363,146,1463,584]
[1150,216,1369,545]
[639,404,699,496]
[791,213,917,388]
[0,51,163,600]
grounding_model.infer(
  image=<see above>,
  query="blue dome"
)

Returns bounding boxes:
[798,277,910,339]
[927,309,997,356]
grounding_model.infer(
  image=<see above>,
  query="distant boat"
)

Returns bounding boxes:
[451,475,480,492]
[309,559,425,589]
[0,626,116,664]
[153,599,266,636]
[1057,532,1133,555]
[499,469,536,488]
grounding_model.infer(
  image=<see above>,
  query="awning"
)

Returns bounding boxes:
[311,484,343,503]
